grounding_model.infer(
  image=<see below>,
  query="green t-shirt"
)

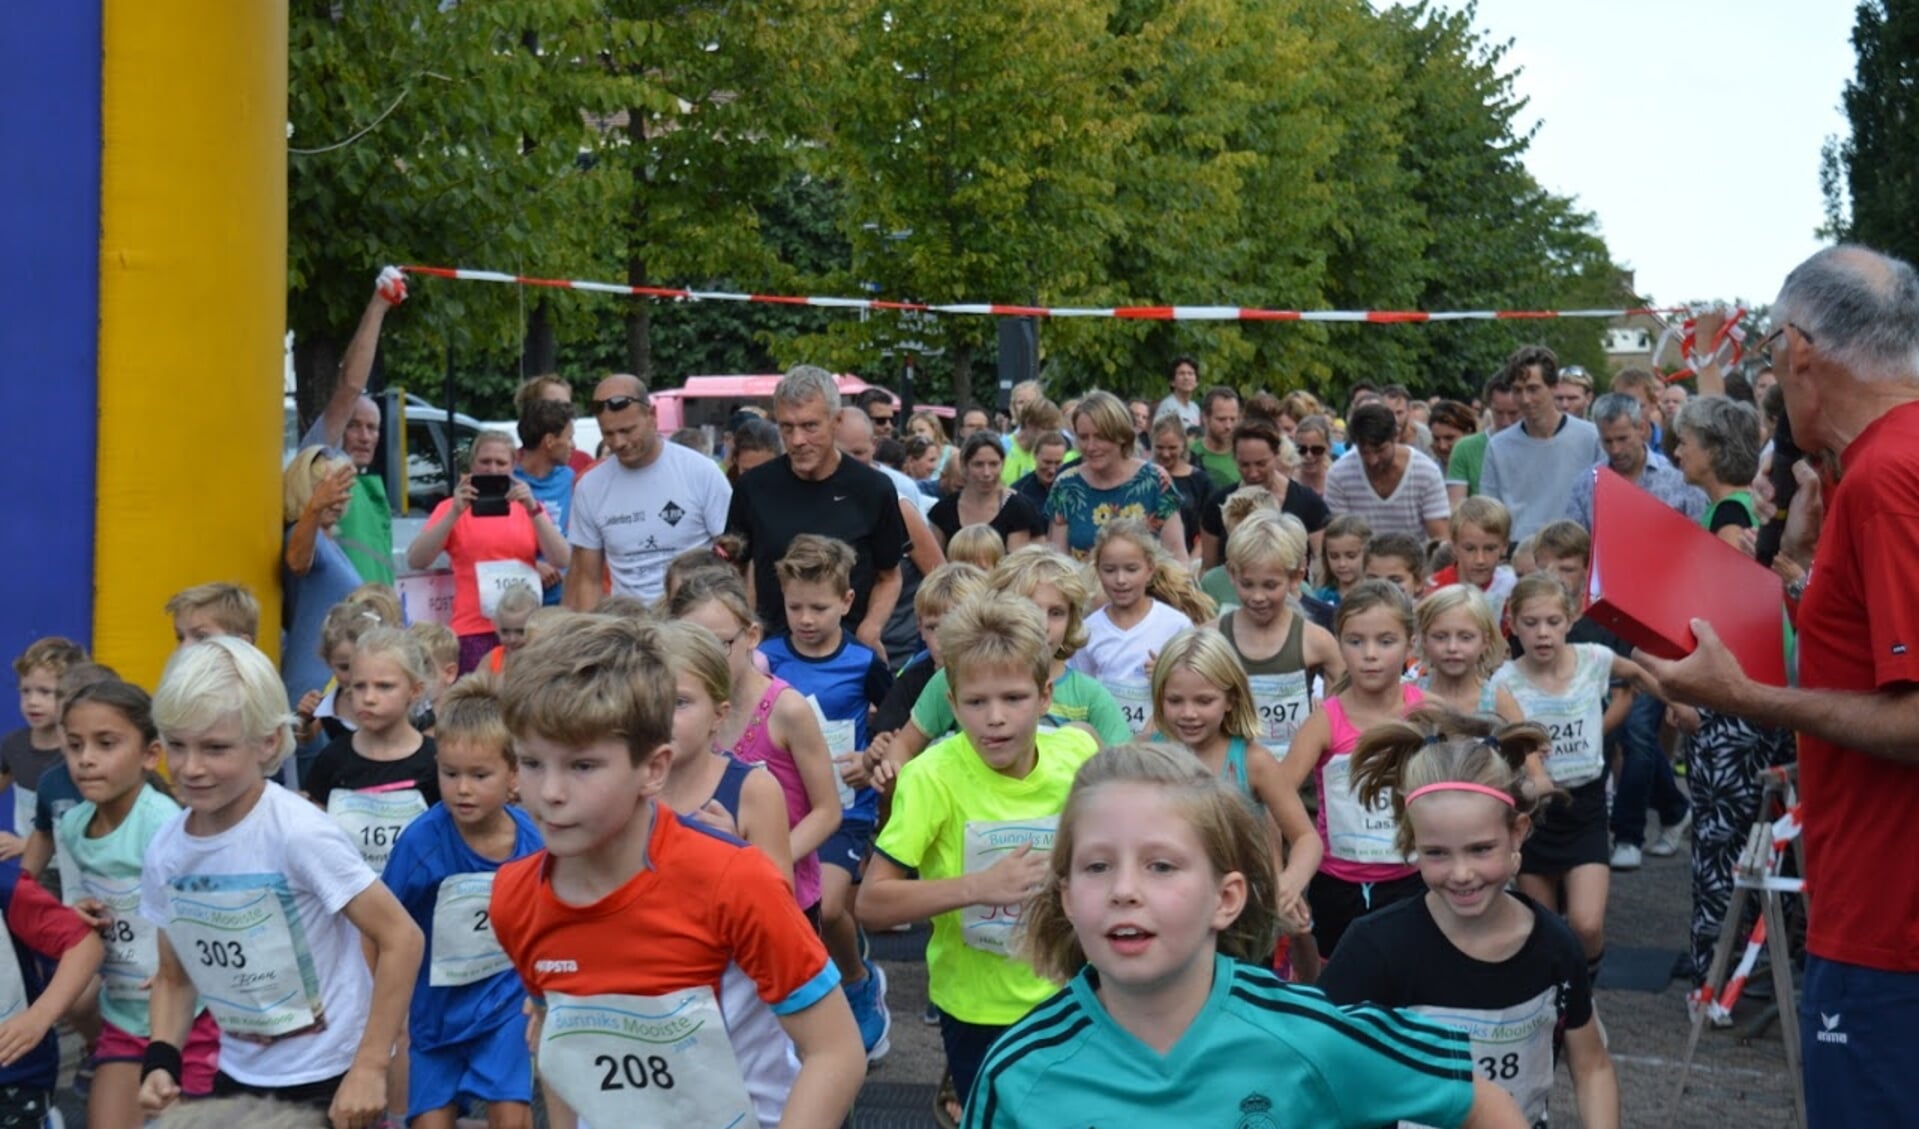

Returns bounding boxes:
[1200,565,1238,612]
[912,667,1132,747]
[1445,430,1489,497]
[873,725,1099,1024]
[336,474,395,584]
[1191,443,1240,491]
[56,785,196,1036]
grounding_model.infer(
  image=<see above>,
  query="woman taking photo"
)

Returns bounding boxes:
[1046,390,1184,559]
[282,446,361,711]
[406,430,572,671]
[1151,412,1212,559]
[927,431,1046,552]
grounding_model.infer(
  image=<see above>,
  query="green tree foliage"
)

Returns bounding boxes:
[1821,0,1919,265]
[286,0,1627,418]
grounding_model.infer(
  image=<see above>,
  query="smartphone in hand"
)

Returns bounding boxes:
[471,474,512,517]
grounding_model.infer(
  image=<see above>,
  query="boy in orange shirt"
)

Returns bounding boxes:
[490,617,864,1129]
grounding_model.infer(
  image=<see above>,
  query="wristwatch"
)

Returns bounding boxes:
[1786,575,1808,602]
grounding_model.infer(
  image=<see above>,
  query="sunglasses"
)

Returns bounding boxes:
[869,414,896,424]
[591,395,644,415]
[1297,444,1328,458]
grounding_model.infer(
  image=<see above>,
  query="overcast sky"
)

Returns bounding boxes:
[1465,0,1858,308]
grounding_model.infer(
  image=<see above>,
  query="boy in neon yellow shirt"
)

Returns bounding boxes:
[858,593,1098,1120]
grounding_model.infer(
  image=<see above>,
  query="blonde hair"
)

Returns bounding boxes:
[939,593,1053,694]
[468,429,517,470]
[164,584,261,640]
[1510,571,1577,621]
[1091,519,1215,624]
[775,534,856,594]
[1150,629,1259,743]
[281,446,353,524]
[1347,705,1553,857]
[344,583,404,627]
[947,524,1006,571]
[1450,495,1512,544]
[594,594,657,621]
[153,638,296,774]
[907,410,950,447]
[492,584,542,630]
[523,605,584,643]
[1023,743,1278,982]
[13,637,85,680]
[989,545,1092,659]
[658,620,733,710]
[154,1094,328,1129]
[350,626,430,691]
[1218,486,1281,538]
[1225,510,1308,578]
[500,616,674,766]
[1068,390,1137,449]
[1416,585,1505,682]
[915,562,989,621]
[319,599,388,660]
[435,674,515,767]
[661,535,749,606]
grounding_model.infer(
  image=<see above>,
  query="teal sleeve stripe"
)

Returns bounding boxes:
[773,961,842,1016]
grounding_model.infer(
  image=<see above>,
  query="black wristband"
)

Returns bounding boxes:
[141,1040,182,1083]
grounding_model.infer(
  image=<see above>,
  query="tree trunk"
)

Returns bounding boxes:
[625,111,653,381]
[522,297,558,377]
[293,333,343,437]
[950,339,973,412]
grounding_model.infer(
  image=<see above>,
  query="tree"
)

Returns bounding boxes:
[1821,0,1919,265]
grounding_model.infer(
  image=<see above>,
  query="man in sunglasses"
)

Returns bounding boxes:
[299,267,406,585]
[564,373,733,606]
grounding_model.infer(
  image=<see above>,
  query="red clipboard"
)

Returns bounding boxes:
[1586,467,1788,686]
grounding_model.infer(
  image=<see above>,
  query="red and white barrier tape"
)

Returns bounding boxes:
[398,265,1686,324]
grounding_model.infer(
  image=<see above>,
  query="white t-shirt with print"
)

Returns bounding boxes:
[1068,599,1193,734]
[569,442,733,602]
[140,782,378,1087]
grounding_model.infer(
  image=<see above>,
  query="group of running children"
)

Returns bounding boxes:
[0,484,1659,1129]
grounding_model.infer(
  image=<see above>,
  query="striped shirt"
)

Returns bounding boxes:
[963,953,1474,1128]
[1322,447,1452,542]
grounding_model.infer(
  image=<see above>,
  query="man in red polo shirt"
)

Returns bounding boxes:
[1638,245,1919,1128]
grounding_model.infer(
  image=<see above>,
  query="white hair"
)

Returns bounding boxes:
[775,365,841,413]
[153,637,297,774]
[1774,244,1919,383]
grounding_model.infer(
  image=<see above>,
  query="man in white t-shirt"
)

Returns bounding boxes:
[1154,355,1202,431]
[564,374,732,605]
[1323,403,1451,543]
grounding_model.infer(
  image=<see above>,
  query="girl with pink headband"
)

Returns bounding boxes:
[1318,706,1620,1129]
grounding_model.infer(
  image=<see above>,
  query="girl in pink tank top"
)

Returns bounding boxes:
[1278,580,1426,956]
[672,577,844,911]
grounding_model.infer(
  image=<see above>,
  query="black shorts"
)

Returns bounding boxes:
[212,1069,345,1111]
[1521,776,1610,875]
[1307,870,1425,957]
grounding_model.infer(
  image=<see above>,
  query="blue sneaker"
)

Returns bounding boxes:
[847,959,892,1061]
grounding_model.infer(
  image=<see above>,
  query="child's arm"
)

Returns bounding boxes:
[1274,710,1330,792]
[1563,1017,1620,1129]
[739,768,796,885]
[0,885,101,1066]
[771,690,843,857]
[856,849,1046,932]
[1610,653,1662,700]
[1247,743,1322,931]
[330,882,425,1129]
[1304,622,1346,684]
[1461,1078,1528,1129]
[138,930,196,1114]
[16,830,48,876]
[1493,686,1525,725]
[871,720,931,789]
[773,989,865,1129]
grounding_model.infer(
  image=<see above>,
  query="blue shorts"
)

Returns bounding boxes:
[1802,955,1919,1128]
[819,819,875,881]
[407,1016,533,1122]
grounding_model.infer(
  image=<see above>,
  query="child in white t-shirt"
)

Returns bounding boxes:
[138,638,423,1126]
[1067,520,1213,734]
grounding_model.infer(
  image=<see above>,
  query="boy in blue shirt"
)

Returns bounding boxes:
[382,678,543,1129]
[758,534,895,1061]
